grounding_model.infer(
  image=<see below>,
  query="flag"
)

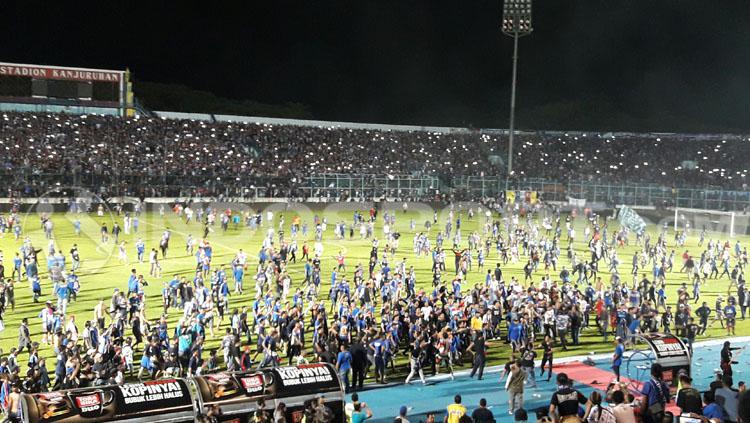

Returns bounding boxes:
[506,190,516,204]
[618,206,647,234]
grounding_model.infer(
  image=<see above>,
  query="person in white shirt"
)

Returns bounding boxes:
[122,338,134,374]
[610,390,636,423]
[66,316,79,342]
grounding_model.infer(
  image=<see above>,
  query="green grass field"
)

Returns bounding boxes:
[1,204,746,378]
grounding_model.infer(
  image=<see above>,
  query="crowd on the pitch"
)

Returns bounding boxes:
[2,112,750,199]
[0,203,748,422]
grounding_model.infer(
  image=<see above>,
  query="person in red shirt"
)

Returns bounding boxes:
[335,252,346,272]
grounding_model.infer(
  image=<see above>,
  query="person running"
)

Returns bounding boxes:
[469,332,488,380]
[520,343,537,388]
[506,359,526,415]
[405,338,426,385]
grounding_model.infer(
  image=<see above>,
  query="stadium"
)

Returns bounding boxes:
[1,2,749,423]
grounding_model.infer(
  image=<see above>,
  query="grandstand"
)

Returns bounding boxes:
[1,107,749,211]
[2,62,748,211]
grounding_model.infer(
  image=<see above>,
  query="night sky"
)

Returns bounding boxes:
[2,1,750,131]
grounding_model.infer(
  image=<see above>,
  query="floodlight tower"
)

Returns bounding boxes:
[501,0,532,176]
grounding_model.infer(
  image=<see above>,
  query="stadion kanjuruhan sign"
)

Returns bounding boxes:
[0,62,122,82]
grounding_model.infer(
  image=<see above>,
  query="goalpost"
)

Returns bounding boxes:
[673,207,736,238]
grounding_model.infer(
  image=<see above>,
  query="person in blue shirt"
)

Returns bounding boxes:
[336,344,352,392]
[127,269,138,294]
[380,283,390,303]
[135,240,145,263]
[627,314,640,344]
[168,275,180,308]
[215,266,226,286]
[31,277,42,302]
[640,363,670,423]
[612,337,625,381]
[56,283,70,315]
[304,260,313,284]
[701,390,726,422]
[724,301,737,336]
[231,263,244,294]
[46,255,56,273]
[452,279,461,297]
[370,335,386,384]
[312,268,321,288]
[66,272,79,302]
[508,318,524,352]
[12,253,22,282]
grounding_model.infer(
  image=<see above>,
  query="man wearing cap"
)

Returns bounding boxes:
[394,405,409,423]
[721,341,741,377]
[612,337,625,382]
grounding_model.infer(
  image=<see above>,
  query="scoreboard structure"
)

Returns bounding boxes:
[0,62,134,116]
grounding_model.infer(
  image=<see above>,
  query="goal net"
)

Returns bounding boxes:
[673,207,738,238]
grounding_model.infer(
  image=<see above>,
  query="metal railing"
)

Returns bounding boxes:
[3,171,749,210]
[304,174,750,210]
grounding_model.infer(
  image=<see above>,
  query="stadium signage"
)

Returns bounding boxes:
[275,364,335,387]
[119,380,185,404]
[21,365,345,423]
[640,333,690,360]
[0,63,121,82]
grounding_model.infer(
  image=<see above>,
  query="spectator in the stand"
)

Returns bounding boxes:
[715,375,739,423]
[549,373,588,423]
[471,398,495,423]
[351,401,372,423]
[702,390,726,423]
[639,364,670,423]
[610,390,636,423]
[675,373,702,415]
[394,405,409,423]
[738,390,750,423]
[445,395,467,423]
[3,111,750,201]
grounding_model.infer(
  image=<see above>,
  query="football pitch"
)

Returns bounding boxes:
[0,203,746,378]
